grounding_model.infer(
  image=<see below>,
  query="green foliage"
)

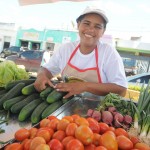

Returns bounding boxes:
[0,60,29,87]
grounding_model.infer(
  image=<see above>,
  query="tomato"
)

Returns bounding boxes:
[35,143,50,150]
[75,117,89,126]
[129,135,140,145]
[75,125,93,145]
[66,139,84,150]
[48,139,64,150]
[62,116,74,123]
[39,127,54,137]
[65,122,78,136]
[40,119,51,128]
[62,136,75,148]
[114,128,129,137]
[95,146,107,150]
[36,129,51,143]
[57,119,70,131]
[108,126,115,133]
[134,142,150,150]
[98,122,109,134]
[71,114,80,122]
[84,144,96,150]
[87,117,100,133]
[29,127,38,139]
[23,139,32,150]
[47,118,60,131]
[4,143,23,150]
[47,115,57,121]
[117,135,133,150]
[52,130,66,142]
[99,132,118,150]
[92,133,101,146]
[29,137,46,150]
[15,128,30,141]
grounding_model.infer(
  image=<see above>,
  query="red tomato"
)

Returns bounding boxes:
[40,119,50,128]
[52,130,66,142]
[117,135,133,150]
[95,146,107,150]
[23,139,32,150]
[129,135,140,145]
[47,115,57,121]
[66,139,84,150]
[29,127,38,139]
[65,123,78,136]
[84,144,96,150]
[62,136,75,148]
[99,122,109,134]
[48,139,64,150]
[36,129,51,143]
[39,127,54,137]
[4,143,23,150]
[114,128,129,137]
[47,118,60,131]
[99,132,118,150]
[71,114,80,122]
[92,133,101,146]
[75,117,89,126]
[87,117,100,133]
[134,142,150,150]
[35,143,50,150]
[108,126,115,133]
[57,119,70,131]
[75,125,94,145]
[62,116,74,123]
[15,128,30,141]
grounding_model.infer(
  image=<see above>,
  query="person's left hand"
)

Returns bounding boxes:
[54,82,86,98]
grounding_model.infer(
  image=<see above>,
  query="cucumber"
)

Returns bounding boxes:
[18,98,42,121]
[5,79,36,90]
[62,96,74,104]
[0,89,7,95]
[0,87,5,91]
[40,86,54,100]
[46,90,66,103]
[0,93,5,99]
[22,83,37,95]
[41,100,63,119]
[31,101,49,124]
[10,93,39,114]
[0,82,26,109]
[3,95,27,110]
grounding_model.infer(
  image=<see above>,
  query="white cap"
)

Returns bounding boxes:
[76,6,109,23]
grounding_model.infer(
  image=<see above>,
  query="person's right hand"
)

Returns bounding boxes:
[34,74,54,92]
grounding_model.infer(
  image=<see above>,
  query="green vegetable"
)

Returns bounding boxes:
[22,83,37,95]
[42,100,63,119]
[31,101,49,124]
[10,93,39,113]
[40,86,54,100]
[46,90,66,103]
[18,98,42,121]
[0,60,29,87]
[0,82,26,109]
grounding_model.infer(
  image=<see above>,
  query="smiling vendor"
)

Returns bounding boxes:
[34,6,127,99]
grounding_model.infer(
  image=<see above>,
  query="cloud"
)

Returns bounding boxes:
[137,4,150,13]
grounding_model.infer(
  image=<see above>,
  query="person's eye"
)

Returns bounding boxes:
[95,25,104,29]
[83,22,90,26]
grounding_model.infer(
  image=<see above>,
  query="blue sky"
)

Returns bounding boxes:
[0,0,150,41]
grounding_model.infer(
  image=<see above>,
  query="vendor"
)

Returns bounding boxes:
[34,6,127,99]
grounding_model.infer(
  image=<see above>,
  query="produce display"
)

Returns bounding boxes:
[0,77,149,149]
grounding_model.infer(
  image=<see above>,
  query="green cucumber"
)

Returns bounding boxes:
[46,90,66,103]
[5,79,36,91]
[3,95,27,110]
[18,98,42,121]
[40,86,54,100]
[41,100,63,119]
[31,101,49,124]
[0,89,7,95]
[22,83,37,95]
[10,93,39,114]
[0,82,26,109]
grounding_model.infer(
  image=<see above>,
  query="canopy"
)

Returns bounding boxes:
[18,0,92,6]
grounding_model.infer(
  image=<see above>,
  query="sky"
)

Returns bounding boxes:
[0,0,150,41]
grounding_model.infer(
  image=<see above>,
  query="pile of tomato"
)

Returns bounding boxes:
[4,114,150,150]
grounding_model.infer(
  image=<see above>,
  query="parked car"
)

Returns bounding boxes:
[122,58,138,76]
[6,50,44,72]
[127,72,150,84]
[0,46,22,58]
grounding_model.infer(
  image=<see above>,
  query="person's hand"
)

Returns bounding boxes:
[54,82,86,98]
[34,74,54,92]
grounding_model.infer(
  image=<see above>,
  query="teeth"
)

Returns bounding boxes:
[85,34,93,38]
